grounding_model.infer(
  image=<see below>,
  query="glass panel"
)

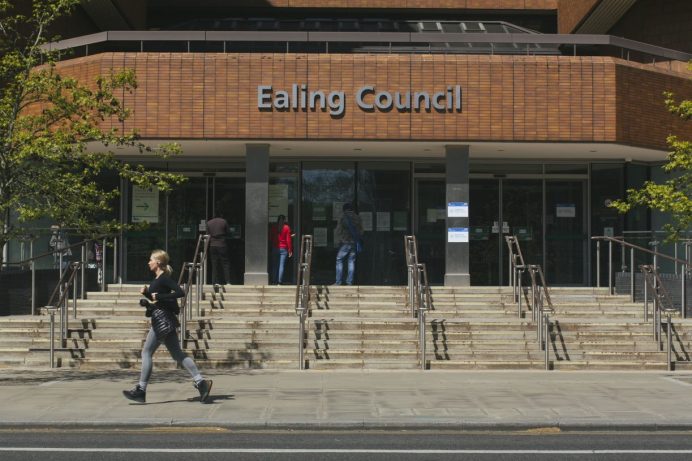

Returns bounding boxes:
[213,177,245,284]
[590,163,624,286]
[470,163,543,175]
[469,179,501,285]
[545,163,588,175]
[301,163,355,285]
[125,184,168,282]
[502,179,543,284]
[357,163,411,285]
[416,179,446,284]
[545,180,586,285]
[166,177,208,282]
[268,175,298,284]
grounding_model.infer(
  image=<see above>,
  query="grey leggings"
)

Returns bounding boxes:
[139,328,200,384]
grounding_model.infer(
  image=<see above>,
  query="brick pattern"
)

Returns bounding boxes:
[557,0,600,34]
[53,53,690,149]
[617,63,692,149]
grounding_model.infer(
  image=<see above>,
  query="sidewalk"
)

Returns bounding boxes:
[1,368,691,430]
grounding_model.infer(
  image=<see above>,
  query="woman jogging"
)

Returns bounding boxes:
[122,249,212,404]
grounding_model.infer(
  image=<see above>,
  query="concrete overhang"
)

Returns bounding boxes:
[105,140,669,163]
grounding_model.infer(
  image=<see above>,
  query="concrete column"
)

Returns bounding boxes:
[444,145,470,286]
[244,144,270,285]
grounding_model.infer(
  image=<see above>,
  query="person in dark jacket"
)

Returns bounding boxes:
[122,249,212,404]
[334,203,364,286]
[206,214,232,288]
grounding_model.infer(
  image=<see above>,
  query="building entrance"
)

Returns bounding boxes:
[124,174,245,283]
[469,178,587,286]
[301,162,411,286]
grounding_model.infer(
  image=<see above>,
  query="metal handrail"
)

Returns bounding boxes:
[178,234,210,344]
[592,235,690,318]
[416,262,431,370]
[505,236,527,317]
[404,235,420,318]
[41,30,692,62]
[526,264,552,370]
[41,261,82,368]
[640,265,676,371]
[294,235,313,370]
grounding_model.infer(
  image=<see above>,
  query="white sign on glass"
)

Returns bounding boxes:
[360,212,373,232]
[268,184,289,220]
[313,227,328,247]
[556,204,576,218]
[448,227,469,243]
[132,186,159,223]
[376,212,391,231]
[447,201,469,218]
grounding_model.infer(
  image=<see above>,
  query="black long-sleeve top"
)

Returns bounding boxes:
[144,274,184,313]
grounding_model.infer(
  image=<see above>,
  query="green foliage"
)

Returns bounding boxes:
[0,0,185,262]
[610,66,692,242]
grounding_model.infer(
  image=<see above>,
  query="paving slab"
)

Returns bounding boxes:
[1,368,692,430]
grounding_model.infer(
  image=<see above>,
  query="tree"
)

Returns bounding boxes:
[610,64,692,242]
[0,0,185,265]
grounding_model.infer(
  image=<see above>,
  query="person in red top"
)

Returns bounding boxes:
[269,214,293,285]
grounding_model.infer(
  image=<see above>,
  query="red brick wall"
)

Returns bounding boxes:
[53,52,691,149]
[617,63,692,149]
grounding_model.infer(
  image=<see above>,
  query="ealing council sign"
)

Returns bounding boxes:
[258,84,462,117]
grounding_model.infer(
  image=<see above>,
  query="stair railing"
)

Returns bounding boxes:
[640,264,677,371]
[294,235,313,370]
[177,234,210,343]
[526,264,554,370]
[505,236,527,317]
[592,235,690,318]
[404,235,420,318]
[42,261,82,368]
[415,262,431,370]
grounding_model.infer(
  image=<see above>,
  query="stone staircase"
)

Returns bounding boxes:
[0,284,690,370]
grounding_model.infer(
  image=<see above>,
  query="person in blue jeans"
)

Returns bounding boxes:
[269,215,293,285]
[334,203,364,286]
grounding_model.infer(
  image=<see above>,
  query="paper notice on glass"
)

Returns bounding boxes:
[268,184,288,220]
[313,227,328,247]
[393,211,407,231]
[333,201,346,221]
[556,204,576,218]
[376,212,390,231]
[132,186,159,223]
[360,212,373,231]
[448,227,469,243]
[313,205,327,221]
[448,201,468,218]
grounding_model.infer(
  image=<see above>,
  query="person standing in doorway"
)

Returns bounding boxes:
[122,249,212,404]
[334,203,364,286]
[270,214,293,285]
[206,214,231,289]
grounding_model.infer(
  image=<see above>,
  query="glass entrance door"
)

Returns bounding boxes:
[125,174,245,283]
[470,179,543,286]
[301,162,411,285]
[414,179,446,284]
[469,178,586,286]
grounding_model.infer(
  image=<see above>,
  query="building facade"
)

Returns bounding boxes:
[28,0,692,286]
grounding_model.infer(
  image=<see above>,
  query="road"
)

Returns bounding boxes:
[2,428,692,460]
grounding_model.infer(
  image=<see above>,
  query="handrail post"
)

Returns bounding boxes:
[49,309,56,368]
[31,259,36,316]
[643,269,649,322]
[72,266,78,319]
[544,314,550,370]
[101,237,107,292]
[81,243,86,299]
[596,240,601,287]
[518,268,523,317]
[667,315,673,371]
[608,240,613,295]
[113,236,118,284]
[630,248,635,303]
